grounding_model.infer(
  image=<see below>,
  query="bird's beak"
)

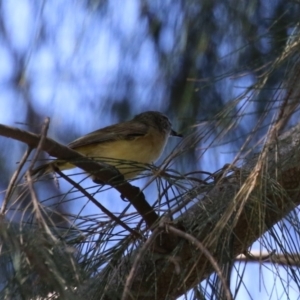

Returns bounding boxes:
[170,129,183,137]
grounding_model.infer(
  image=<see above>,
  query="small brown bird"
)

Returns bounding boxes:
[32,111,182,180]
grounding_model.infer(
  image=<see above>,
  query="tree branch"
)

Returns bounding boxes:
[79,122,300,299]
[0,123,159,229]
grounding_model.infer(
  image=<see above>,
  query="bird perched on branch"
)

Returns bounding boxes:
[32,111,182,180]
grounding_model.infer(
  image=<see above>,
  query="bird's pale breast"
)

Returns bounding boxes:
[77,128,166,162]
[65,127,168,179]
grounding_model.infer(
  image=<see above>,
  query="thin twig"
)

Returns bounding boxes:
[55,168,142,240]
[1,118,51,216]
[238,250,278,262]
[1,147,32,215]
[26,170,57,242]
[166,225,233,300]
[28,117,50,171]
[121,227,161,300]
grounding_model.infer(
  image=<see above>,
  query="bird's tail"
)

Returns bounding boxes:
[31,163,53,178]
[31,160,74,179]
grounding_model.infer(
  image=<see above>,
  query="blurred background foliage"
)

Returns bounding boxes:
[1,0,300,299]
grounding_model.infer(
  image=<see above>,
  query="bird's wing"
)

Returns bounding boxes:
[68,120,149,149]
